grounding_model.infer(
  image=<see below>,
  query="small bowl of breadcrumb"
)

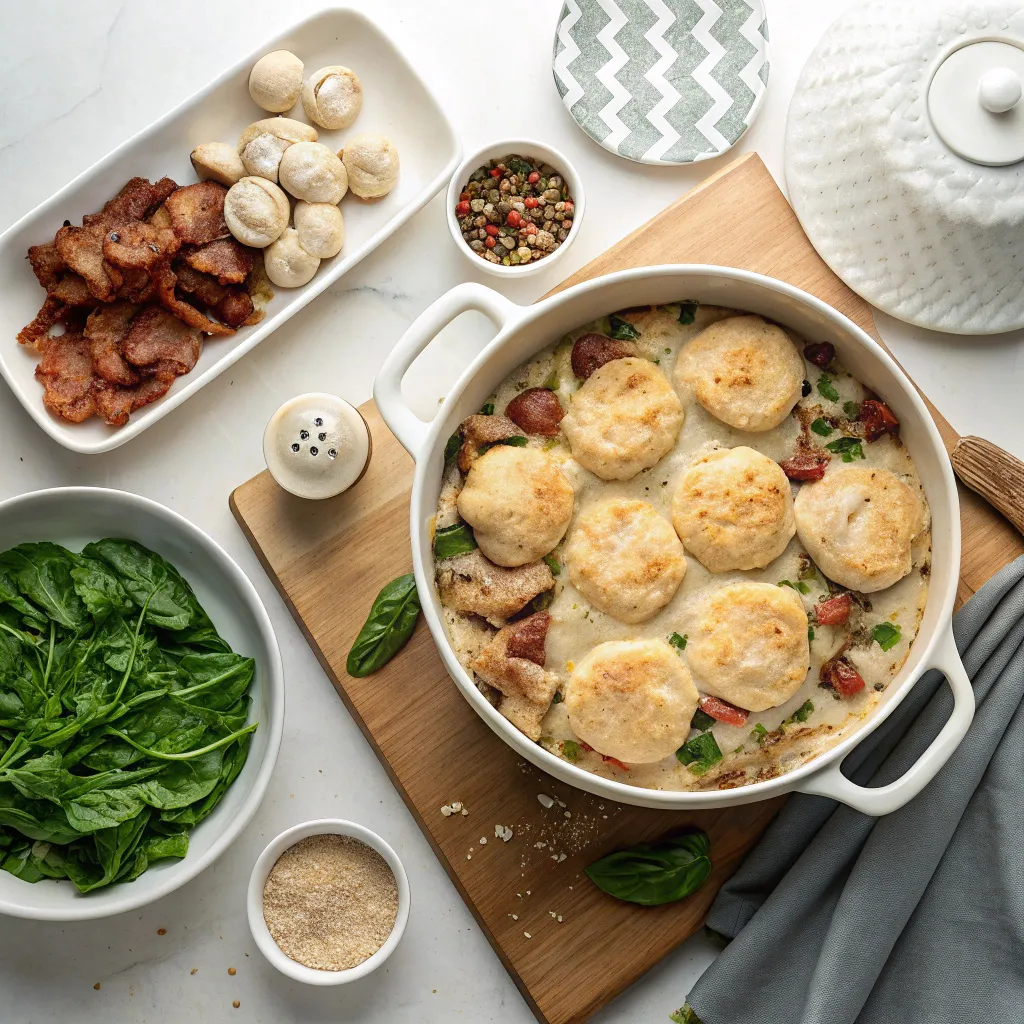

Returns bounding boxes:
[247,818,410,985]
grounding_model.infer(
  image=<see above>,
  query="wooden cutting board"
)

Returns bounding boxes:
[230,154,1022,1024]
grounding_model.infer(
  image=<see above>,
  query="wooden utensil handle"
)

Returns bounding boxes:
[951,436,1024,535]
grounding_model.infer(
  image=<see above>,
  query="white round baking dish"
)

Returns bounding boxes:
[374,266,974,816]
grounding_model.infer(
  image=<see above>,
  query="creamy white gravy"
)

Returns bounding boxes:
[436,304,930,793]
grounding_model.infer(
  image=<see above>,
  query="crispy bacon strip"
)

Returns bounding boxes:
[122,307,201,377]
[17,295,66,347]
[35,332,95,423]
[173,263,253,329]
[505,611,550,666]
[27,243,66,290]
[153,264,234,337]
[820,653,865,697]
[781,452,830,482]
[82,176,178,231]
[102,221,181,271]
[859,399,900,442]
[84,304,141,386]
[436,550,554,625]
[94,376,172,427]
[54,224,123,302]
[456,414,521,473]
[164,181,229,245]
[183,239,254,285]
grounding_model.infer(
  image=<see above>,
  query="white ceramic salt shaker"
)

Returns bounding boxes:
[264,393,371,499]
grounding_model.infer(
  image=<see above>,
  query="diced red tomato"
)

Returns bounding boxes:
[781,453,830,481]
[489,167,503,178]
[485,224,500,236]
[814,593,852,626]
[455,200,471,217]
[859,399,900,442]
[821,655,865,697]
[804,342,836,368]
[601,754,631,771]
[699,695,749,726]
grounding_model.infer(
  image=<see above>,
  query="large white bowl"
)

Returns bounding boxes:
[0,8,460,454]
[0,487,284,920]
[374,266,975,817]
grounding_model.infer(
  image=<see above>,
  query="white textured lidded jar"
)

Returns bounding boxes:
[264,393,371,499]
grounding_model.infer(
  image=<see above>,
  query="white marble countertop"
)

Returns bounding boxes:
[1,2,1021,1021]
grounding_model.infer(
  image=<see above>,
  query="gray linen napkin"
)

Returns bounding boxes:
[685,554,1024,1024]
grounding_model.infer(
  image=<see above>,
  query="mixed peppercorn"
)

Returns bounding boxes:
[456,154,575,267]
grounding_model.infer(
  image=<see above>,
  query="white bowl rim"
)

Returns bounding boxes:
[0,485,284,920]
[444,136,586,278]
[391,264,966,811]
[246,818,411,985]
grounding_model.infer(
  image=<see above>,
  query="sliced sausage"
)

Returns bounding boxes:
[505,388,564,436]
[571,333,632,380]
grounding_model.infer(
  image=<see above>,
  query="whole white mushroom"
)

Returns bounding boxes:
[248,50,304,113]
[294,201,345,259]
[224,176,290,248]
[190,142,246,187]
[301,66,363,130]
[237,117,318,183]
[341,133,400,199]
[264,228,321,288]
[278,142,348,204]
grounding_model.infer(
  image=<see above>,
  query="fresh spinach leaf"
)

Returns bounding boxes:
[777,579,810,594]
[346,573,421,678]
[816,374,840,403]
[607,315,641,341]
[543,554,561,577]
[677,301,699,325]
[690,708,715,732]
[825,436,865,463]
[872,622,902,651]
[675,733,723,776]
[810,417,833,437]
[477,435,528,455]
[0,544,88,630]
[585,829,711,906]
[433,523,478,560]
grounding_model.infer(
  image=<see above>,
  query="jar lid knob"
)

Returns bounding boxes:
[978,66,1022,114]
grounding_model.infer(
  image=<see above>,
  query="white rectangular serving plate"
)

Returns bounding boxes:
[0,7,460,455]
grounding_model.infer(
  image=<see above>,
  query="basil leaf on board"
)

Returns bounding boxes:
[585,829,712,906]
[677,301,699,325]
[675,732,723,775]
[668,631,688,651]
[433,523,478,560]
[872,622,902,651]
[810,417,833,437]
[825,436,865,463]
[607,315,642,341]
[816,374,840,403]
[346,573,422,678]
[478,435,528,455]
[690,708,716,732]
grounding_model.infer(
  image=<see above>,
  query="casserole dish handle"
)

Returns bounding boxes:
[795,627,974,815]
[373,283,521,458]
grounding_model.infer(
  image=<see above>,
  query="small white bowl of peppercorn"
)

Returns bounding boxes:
[446,138,585,277]
[247,818,410,985]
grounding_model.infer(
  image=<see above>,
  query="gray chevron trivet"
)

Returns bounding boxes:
[553,0,769,165]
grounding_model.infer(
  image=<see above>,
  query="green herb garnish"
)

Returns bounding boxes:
[552,690,563,704]
[811,417,833,437]
[0,539,258,893]
[816,374,840,403]
[871,622,902,651]
[690,708,716,732]
[607,315,641,341]
[668,631,688,651]
[479,402,495,415]
[843,400,861,418]
[432,523,478,559]
[561,740,582,762]
[347,573,421,678]
[808,625,816,643]
[444,430,462,463]
[543,553,561,576]
[477,435,528,455]
[825,436,865,462]
[784,700,814,726]
[778,579,810,594]
[531,590,554,613]
[670,1005,704,1024]
[585,829,711,906]
[677,301,699,325]
[675,732,723,775]
[751,722,769,745]
[542,369,560,391]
